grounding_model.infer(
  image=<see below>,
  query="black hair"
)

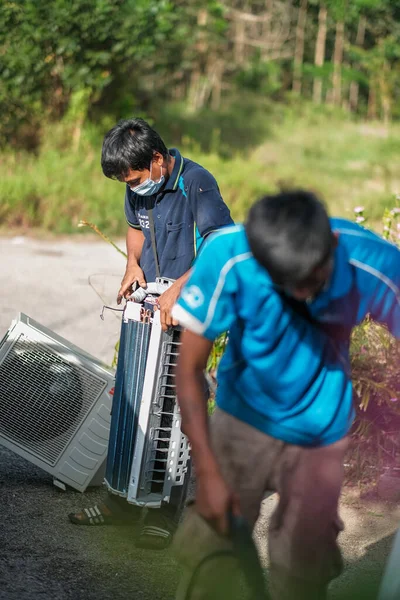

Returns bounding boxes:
[245,190,333,286]
[101,117,168,179]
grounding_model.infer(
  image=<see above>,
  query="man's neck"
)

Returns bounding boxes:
[165,153,175,180]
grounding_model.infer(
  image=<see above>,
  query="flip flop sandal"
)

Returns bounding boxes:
[68,503,132,526]
[136,523,173,550]
[136,511,176,550]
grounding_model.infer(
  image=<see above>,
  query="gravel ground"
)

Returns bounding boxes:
[0,445,181,600]
[1,235,400,600]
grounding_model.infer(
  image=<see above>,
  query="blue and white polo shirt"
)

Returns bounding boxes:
[172,220,400,447]
[124,148,233,282]
[172,225,354,447]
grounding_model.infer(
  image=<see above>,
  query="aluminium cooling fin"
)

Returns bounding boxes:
[105,290,190,508]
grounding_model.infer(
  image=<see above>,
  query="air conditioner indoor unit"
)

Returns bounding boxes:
[0,313,115,492]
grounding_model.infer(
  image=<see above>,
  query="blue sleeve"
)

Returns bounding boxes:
[374,292,400,338]
[367,261,400,338]
[171,233,239,340]
[187,170,233,238]
[124,187,141,229]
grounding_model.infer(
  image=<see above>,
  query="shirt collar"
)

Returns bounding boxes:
[164,148,184,191]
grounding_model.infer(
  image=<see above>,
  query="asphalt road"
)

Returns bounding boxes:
[0,234,127,366]
[1,235,400,600]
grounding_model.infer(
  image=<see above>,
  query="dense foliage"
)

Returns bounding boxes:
[2,0,400,148]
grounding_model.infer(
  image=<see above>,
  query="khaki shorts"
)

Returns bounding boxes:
[174,408,349,600]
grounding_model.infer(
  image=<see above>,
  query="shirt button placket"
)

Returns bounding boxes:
[156,193,161,218]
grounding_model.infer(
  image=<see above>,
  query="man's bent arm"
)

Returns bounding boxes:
[158,271,190,330]
[117,227,146,302]
[176,329,238,533]
[176,330,217,475]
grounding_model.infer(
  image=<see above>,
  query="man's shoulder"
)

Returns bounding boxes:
[196,225,257,280]
[181,156,218,187]
[204,224,248,253]
[332,217,400,281]
[331,217,376,238]
[332,217,399,254]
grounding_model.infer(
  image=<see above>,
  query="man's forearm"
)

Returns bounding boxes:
[179,377,220,476]
[173,270,190,290]
[176,332,221,477]
[126,226,145,267]
[177,331,237,532]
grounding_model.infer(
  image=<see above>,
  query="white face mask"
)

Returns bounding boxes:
[130,162,165,196]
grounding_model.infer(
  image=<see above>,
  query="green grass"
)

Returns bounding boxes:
[1,109,400,235]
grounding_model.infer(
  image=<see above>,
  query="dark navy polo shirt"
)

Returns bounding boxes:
[124,148,233,282]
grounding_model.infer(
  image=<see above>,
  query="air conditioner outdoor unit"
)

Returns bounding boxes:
[0,313,115,492]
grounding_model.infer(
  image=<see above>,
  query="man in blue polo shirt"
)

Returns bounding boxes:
[69,118,233,548]
[102,117,233,330]
[172,190,400,599]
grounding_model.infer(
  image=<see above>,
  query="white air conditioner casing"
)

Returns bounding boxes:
[0,313,115,492]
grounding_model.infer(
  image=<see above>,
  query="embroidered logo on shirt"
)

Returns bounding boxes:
[138,212,149,229]
[181,285,204,309]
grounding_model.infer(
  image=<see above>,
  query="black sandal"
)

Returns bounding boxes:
[68,503,135,526]
[136,512,175,550]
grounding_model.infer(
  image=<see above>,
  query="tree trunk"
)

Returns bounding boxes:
[210,60,224,111]
[234,18,246,65]
[292,0,308,94]
[261,0,273,61]
[313,3,327,104]
[187,69,202,113]
[187,9,209,113]
[332,19,345,106]
[349,15,366,112]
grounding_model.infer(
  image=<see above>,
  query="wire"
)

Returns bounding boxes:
[100,305,124,321]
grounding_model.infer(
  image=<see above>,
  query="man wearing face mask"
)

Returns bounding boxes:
[68,118,233,548]
[103,117,233,329]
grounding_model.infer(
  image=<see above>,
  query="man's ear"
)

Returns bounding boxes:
[332,231,339,248]
[153,151,164,165]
